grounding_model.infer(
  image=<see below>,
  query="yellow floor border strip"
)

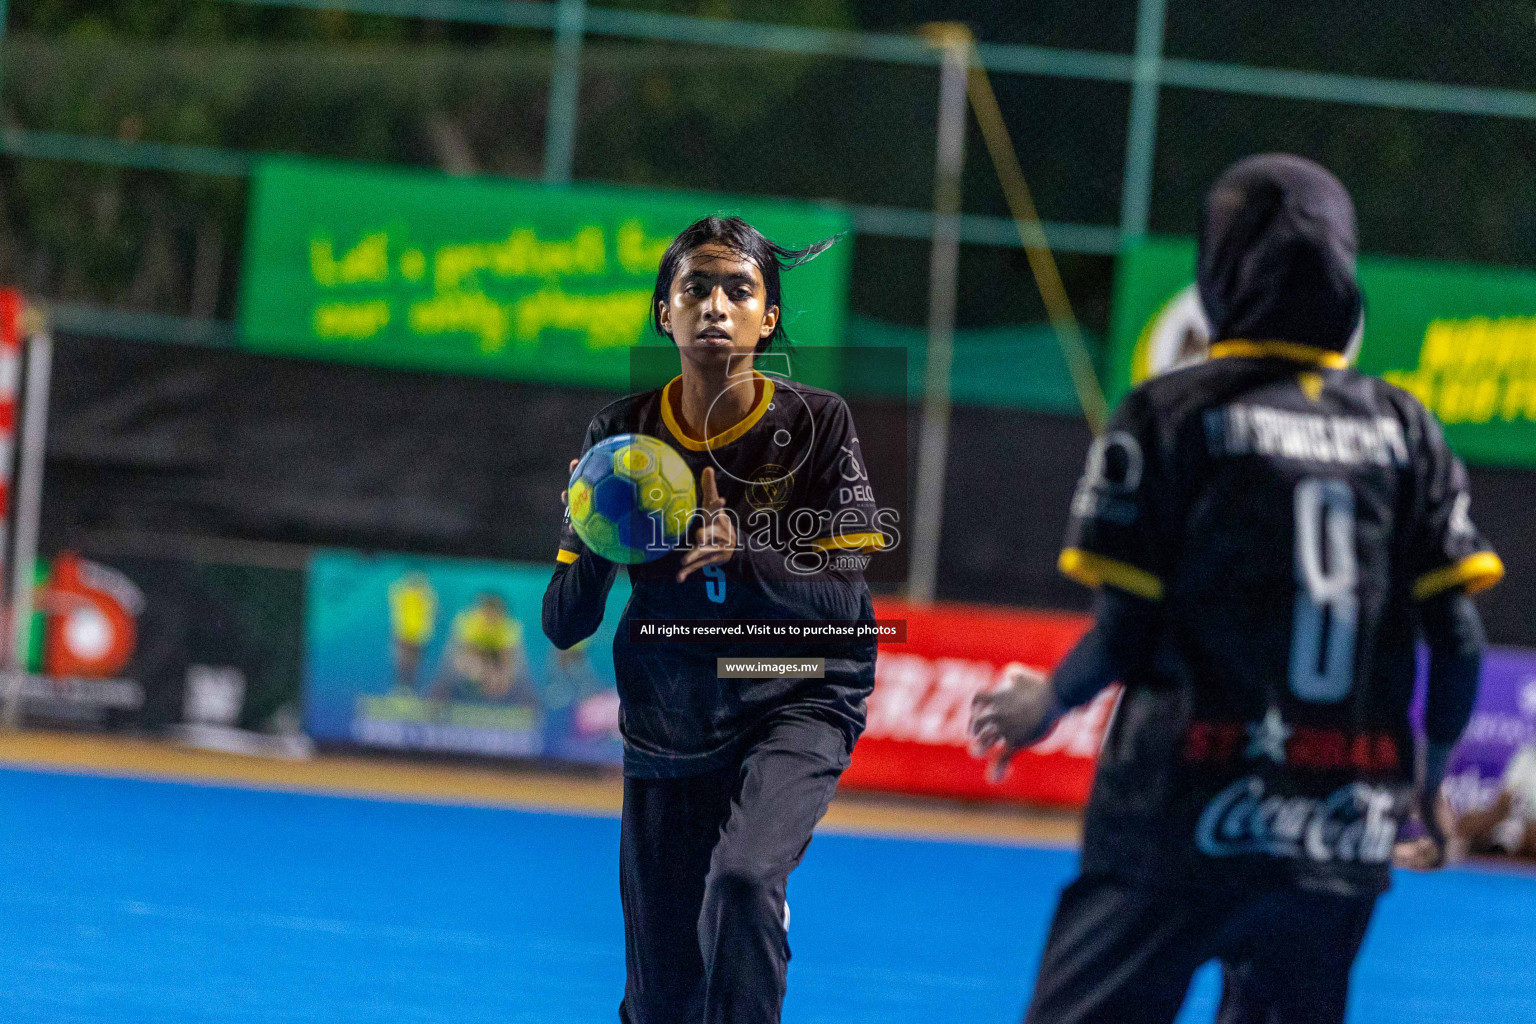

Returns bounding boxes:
[0,730,625,815]
[0,730,1082,848]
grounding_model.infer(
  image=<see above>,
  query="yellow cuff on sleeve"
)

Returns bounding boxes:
[1058,547,1164,601]
[1412,551,1504,601]
[556,548,580,565]
[810,531,888,552]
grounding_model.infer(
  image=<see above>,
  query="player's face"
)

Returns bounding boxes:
[659,246,779,371]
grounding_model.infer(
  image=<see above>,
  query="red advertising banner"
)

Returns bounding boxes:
[841,599,1115,808]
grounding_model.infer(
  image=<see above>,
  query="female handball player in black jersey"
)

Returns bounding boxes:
[543,216,887,1024]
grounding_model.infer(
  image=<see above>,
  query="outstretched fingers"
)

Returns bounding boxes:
[968,722,998,757]
[701,466,724,513]
[987,745,1020,784]
[677,467,736,582]
[677,543,731,581]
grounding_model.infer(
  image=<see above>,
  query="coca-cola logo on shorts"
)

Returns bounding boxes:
[1195,775,1404,865]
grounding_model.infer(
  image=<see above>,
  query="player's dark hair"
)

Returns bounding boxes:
[651,215,840,353]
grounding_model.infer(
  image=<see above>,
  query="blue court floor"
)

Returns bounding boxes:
[1,767,1533,1023]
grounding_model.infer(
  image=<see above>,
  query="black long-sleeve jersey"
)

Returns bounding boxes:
[543,371,885,778]
[1062,341,1503,897]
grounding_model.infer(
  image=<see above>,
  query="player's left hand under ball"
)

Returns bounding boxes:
[677,466,737,582]
[969,663,1064,782]
[560,458,577,507]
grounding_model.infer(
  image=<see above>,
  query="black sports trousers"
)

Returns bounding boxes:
[617,706,851,1024]
[1024,873,1379,1024]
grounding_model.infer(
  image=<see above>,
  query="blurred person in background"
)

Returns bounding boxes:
[428,592,533,706]
[389,572,437,694]
[1454,743,1536,859]
[543,216,884,1024]
[971,154,1501,1024]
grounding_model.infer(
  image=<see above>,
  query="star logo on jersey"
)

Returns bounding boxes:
[1244,707,1293,764]
[745,464,794,511]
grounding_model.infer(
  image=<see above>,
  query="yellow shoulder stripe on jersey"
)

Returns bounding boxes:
[660,371,776,452]
[811,531,888,552]
[1412,551,1505,601]
[1058,548,1164,601]
[556,548,579,564]
[1209,340,1350,370]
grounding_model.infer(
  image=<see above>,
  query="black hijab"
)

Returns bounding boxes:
[1196,154,1363,354]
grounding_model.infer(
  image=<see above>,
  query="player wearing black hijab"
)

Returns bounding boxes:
[971,154,1502,1024]
[543,216,886,1024]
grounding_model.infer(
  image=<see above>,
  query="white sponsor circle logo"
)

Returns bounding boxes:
[1195,775,1400,864]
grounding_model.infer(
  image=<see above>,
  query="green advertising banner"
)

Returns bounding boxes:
[238,159,852,389]
[1109,237,1536,467]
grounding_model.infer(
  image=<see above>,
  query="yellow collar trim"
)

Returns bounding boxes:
[1209,340,1350,369]
[660,371,776,452]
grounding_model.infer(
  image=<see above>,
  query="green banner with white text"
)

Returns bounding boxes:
[238,159,851,389]
[1109,237,1536,468]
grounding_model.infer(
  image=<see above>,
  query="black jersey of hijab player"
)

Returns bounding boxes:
[543,370,886,779]
[1060,155,1503,898]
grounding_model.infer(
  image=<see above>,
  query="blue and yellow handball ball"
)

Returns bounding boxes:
[568,434,697,564]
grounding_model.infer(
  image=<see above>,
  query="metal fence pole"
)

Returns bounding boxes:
[0,0,22,721]
[1,327,50,728]
[907,28,970,605]
[1119,0,1168,238]
[543,0,588,184]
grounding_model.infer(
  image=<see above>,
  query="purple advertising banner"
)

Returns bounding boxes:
[1431,645,1536,812]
